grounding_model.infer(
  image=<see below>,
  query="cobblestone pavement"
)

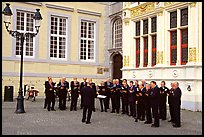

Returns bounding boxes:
[2,97,202,135]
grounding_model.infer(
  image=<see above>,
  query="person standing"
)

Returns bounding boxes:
[81,82,95,124]
[137,82,145,121]
[70,77,80,111]
[172,81,182,128]
[104,78,112,109]
[149,81,160,127]
[98,81,108,112]
[44,77,56,111]
[144,83,152,124]
[159,81,169,120]
[121,79,129,115]
[110,79,117,113]
[115,79,121,114]
[57,77,69,110]
[128,81,136,117]
[80,77,87,109]
[167,82,175,123]
[89,78,97,112]
[134,80,140,122]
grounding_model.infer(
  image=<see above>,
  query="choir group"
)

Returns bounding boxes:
[44,77,182,127]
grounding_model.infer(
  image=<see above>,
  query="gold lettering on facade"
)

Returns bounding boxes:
[156,51,163,64]
[189,47,196,62]
[190,2,196,8]
[164,2,176,7]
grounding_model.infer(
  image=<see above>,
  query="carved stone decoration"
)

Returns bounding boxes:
[148,70,153,78]
[172,69,178,78]
[190,2,196,8]
[189,47,196,62]
[124,56,127,66]
[97,68,103,74]
[156,51,163,64]
[124,20,129,26]
[126,56,129,66]
[130,2,155,18]
[123,55,129,66]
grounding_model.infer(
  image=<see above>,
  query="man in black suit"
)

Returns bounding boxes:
[128,81,136,117]
[89,78,97,112]
[57,77,69,110]
[80,77,87,109]
[115,79,121,114]
[104,78,112,109]
[137,82,145,121]
[167,82,175,123]
[81,83,95,124]
[171,81,182,128]
[143,83,152,124]
[159,81,169,120]
[149,81,160,127]
[44,77,56,111]
[70,77,80,111]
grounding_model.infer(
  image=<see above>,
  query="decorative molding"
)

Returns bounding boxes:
[164,2,176,7]
[124,20,130,26]
[158,11,163,16]
[156,51,163,64]
[130,2,155,18]
[189,47,196,62]
[24,2,42,6]
[124,55,129,67]
[172,69,178,78]
[45,4,74,12]
[190,2,196,8]
[77,9,101,17]
[97,68,103,74]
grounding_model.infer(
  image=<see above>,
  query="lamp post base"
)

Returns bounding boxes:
[15,95,25,114]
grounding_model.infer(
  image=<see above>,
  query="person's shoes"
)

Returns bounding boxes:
[86,121,91,124]
[82,119,85,123]
[105,110,107,112]
[93,109,95,112]
[168,120,172,122]
[101,110,103,112]
[135,118,138,122]
[47,109,50,111]
[121,112,125,114]
[51,109,56,111]
[144,121,152,124]
[162,118,166,120]
[172,124,180,128]
[151,124,159,127]
[111,111,115,113]
[44,106,46,109]
[140,118,145,121]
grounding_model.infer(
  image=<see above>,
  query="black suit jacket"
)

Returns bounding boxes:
[81,86,95,106]
[70,81,80,97]
[149,85,160,104]
[172,87,182,105]
[45,81,56,94]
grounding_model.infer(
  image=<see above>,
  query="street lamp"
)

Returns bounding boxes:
[2,3,43,114]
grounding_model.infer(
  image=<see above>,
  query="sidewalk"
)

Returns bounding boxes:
[2,97,202,135]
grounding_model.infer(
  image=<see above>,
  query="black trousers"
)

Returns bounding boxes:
[151,102,160,127]
[115,94,120,113]
[129,101,136,117]
[121,97,129,114]
[59,91,67,110]
[99,98,107,111]
[159,97,167,120]
[106,95,110,109]
[44,92,48,108]
[80,95,84,109]
[70,95,78,111]
[82,105,93,122]
[47,93,55,110]
[137,98,145,120]
[144,100,152,122]
[173,104,181,126]
[169,103,175,122]
[110,93,116,111]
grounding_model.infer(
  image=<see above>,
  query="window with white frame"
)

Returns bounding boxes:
[80,20,95,61]
[50,16,67,59]
[16,10,35,57]
[113,18,122,48]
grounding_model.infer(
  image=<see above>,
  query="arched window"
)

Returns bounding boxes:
[113,18,122,48]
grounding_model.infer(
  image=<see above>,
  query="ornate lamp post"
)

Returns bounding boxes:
[2,3,43,113]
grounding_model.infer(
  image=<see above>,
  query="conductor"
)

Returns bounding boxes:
[81,82,95,124]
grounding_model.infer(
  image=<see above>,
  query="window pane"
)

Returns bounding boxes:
[152,35,157,66]
[170,11,177,28]
[143,19,148,35]
[143,37,148,67]
[181,8,188,26]
[181,29,188,44]
[136,21,140,36]
[151,16,157,33]
[171,31,177,45]
[136,38,140,68]
[181,47,188,63]
[171,48,177,64]
[113,18,122,48]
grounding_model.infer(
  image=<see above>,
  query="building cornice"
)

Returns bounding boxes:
[77,9,101,17]
[45,3,74,12]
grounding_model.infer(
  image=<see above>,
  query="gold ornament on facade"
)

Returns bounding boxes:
[164,2,176,7]
[123,55,129,67]
[158,11,163,16]
[156,51,163,64]
[124,20,129,26]
[190,2,196,8]
[189,47,196,62]
[130,2,155,18]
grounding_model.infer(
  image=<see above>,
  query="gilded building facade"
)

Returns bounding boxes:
[2,2,120,97]
[122,2,202,111]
